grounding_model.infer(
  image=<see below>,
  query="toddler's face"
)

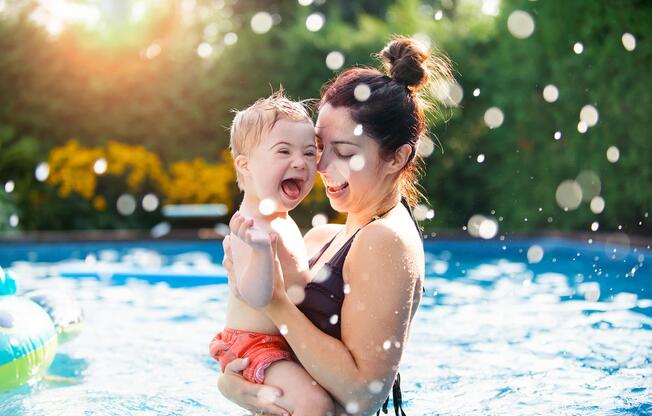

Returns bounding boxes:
[247,118,317,212]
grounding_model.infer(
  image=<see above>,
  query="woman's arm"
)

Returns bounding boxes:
[264,223,421,414]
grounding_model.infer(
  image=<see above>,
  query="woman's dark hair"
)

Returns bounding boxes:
[319,37,454,207]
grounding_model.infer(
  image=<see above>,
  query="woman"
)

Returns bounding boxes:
[219,37,453,415]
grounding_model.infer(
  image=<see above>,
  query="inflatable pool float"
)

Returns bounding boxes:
[0,266,83,392]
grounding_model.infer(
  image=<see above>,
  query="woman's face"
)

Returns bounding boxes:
[315,103,391,214]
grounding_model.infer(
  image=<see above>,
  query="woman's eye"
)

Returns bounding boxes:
[305,151,316,157]
[278,149,290,155]
[335,151,353,159]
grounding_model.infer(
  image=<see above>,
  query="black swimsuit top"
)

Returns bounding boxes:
[297,198,421,416]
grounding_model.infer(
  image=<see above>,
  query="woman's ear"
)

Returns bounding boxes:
[234,154,249,176]
[387,143,413,174]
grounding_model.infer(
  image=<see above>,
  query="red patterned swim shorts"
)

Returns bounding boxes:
[209,327,292,384]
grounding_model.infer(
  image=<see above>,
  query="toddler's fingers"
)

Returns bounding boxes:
[228,211,240,229]
[223,235,231,253]
[229,212,245,236]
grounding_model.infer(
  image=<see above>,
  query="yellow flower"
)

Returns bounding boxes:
[47,140,239,212]
[92,196,107,211]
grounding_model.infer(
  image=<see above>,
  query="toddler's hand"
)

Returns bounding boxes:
[229,211,272,250]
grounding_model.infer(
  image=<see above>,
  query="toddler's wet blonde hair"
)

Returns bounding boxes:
[229,90,313,190]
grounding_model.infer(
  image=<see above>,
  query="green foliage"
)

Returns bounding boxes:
[427,0,651,234]
[0,0,649,233]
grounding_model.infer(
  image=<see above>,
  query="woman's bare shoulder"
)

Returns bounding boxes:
[347,216,424,281]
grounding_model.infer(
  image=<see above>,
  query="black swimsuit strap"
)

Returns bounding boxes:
[400,196,424,241]
[309,204,395,267]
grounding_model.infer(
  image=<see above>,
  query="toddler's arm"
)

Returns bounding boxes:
[229,212,275,308]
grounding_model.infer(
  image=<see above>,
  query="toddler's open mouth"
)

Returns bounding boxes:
[281,178,304,200]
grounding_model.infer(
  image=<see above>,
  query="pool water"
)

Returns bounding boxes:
[0,237,650,415]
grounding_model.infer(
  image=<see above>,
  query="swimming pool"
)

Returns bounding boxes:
[0,237,650,415]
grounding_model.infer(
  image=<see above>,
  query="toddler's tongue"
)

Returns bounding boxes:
[282,179,301,200]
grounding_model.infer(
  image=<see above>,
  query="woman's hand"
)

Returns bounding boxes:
[264,233,292,311]
[217,358,289,416]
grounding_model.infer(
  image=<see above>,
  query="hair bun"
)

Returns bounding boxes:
[381,37,430,91]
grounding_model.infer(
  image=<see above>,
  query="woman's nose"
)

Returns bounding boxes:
[316,153,327,172]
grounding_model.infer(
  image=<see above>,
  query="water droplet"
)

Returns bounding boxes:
[9,214,19,227]
[346,402,360,414]
[287,285,306,304]
[298,0,314,6]
[413,204,429,221]
[311,213,328,227]
[117,194,137,216]
[368,380,383,394]
[257,387,278,404]
[577,121,588,133]
[621,33,636,51]
[554,131,562,140]
[477,154,485,163]
[606,146,620,163]
[478,217,498,239]
[313,265,332,283]
[417,137,435,158]
[575,170,601,201]
[591,221,599,232]
[144,43,161,59]
[325,51,344,70]
[382,340,391,350]
[279,324,288,335]
[473,88,481,97]
[354,83,371,102]
[197,42,213,58]
[150,221,171,239]
[343,283,351,294]
[251,12,273,34]
[484,107,504,129]
[305,12,325,32]
[573,42,584,54]
[4,180,15,193]
[349,154,365,171]
[527,245,544,263]
[580,105,599,127]
[93,158,107,175]
[543,85,559,103]
[507,10,535,39]
[481,0,500,16]
[224,32,238,46]
[258,198,277,216]
[555,180,582,210]
[590,196,605,214]
[412,33,431,50]
[142,193,159,212]
[329,314,339,325]
[434,10,443,20]
[35,162,49,182]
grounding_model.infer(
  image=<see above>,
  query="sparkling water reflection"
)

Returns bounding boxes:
[0,238,649,415]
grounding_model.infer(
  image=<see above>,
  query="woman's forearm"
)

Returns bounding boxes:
[265,298,385,413]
